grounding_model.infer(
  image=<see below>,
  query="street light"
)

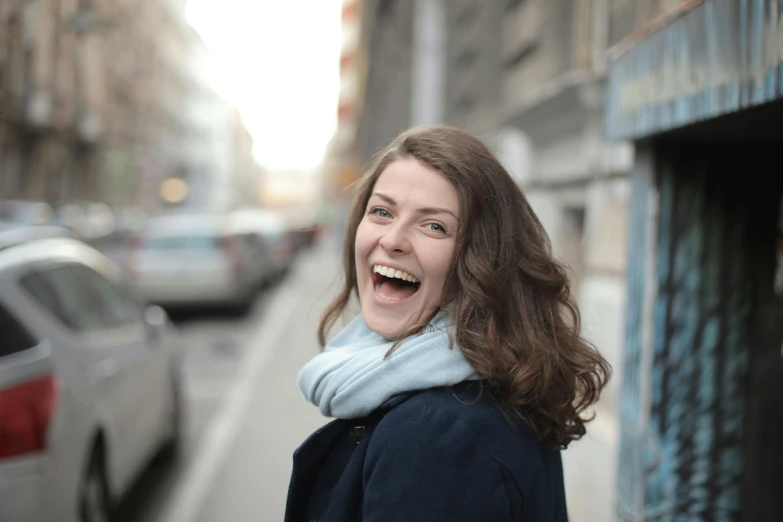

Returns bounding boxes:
[159,177,189,204]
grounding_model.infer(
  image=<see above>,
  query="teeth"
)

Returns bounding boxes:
[372,264,419,283]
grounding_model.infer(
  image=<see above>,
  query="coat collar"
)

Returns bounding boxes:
[378,390,416,411]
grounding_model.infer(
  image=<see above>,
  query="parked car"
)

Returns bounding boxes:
[229,207,296,282]
[285,213,321,252]
[112,206,146,240]
[0,199,55,227]
[127,212,267,311]
[0,228,184,522]
[0,221,79,243]
[55,201,116,242]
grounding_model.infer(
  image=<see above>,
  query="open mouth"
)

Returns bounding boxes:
[371,264,421,302]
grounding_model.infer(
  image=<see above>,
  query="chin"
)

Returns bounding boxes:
[363,311,407,340]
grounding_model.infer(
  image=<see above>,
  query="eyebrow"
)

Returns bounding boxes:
[371,192,458,220]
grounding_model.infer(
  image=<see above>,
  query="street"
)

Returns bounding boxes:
[110,240,339,522]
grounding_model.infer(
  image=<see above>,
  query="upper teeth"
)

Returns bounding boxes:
[373,265,419,283]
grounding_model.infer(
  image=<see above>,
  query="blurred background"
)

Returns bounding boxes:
[0,0,781,521]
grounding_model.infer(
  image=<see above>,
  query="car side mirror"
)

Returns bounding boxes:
[145,305,168,340]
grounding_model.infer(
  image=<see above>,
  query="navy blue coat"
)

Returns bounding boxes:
[285,381,569,522]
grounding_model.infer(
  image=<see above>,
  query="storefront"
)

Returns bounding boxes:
[605,0,783,520]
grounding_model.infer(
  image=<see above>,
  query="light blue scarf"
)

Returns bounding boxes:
[297,311,483,419]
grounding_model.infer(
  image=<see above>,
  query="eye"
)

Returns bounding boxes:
[368,207,392,219]
[427,222,447,233]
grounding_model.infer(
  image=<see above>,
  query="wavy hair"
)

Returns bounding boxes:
[319,125,611,448]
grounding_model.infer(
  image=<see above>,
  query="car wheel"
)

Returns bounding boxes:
[80,445,112,522]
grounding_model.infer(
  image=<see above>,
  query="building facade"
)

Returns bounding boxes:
[356,0,417,165]
[493,3,629,521]
[323,0,367,197]
[442,1,503,134]
[607,0,783,520]
[0,0,109,202]
[0,0,256,213]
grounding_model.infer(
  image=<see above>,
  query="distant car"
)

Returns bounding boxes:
[55,201,116,241]
[112,206,146,240]
[286,214,321,252]
[0,199,55,227]
[0,229,184,522]
[127,212,268,311]
[230,208,296,282]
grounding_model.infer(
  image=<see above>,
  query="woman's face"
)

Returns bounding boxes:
[354,157,459,339]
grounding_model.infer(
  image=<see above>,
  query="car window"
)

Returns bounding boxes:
[0,301,38,357]
[19,271,71,326]
[71,265,144,328]
[21,266,113,331]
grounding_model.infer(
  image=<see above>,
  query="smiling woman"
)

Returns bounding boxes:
[287,125,611,522]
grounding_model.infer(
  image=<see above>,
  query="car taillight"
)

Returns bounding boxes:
[221,236,241,274]
[0,375,57,459]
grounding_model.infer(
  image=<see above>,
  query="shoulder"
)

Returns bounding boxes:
[380,382,542,452]
[363,382,568,521]
[371,381,551,479]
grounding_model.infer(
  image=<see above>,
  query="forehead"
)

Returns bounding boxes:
[372,158,458,213]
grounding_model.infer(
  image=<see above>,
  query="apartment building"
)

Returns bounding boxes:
[442,1,503,134]
[0,0,254,211]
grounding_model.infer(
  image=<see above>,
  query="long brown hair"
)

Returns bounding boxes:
[319,125,611,448]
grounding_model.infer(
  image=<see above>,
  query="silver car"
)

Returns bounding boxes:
[128,213,268,311]
[0,231,183,522]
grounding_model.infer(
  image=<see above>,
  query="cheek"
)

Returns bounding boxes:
[354,221,374,266]
[424,242,455,285]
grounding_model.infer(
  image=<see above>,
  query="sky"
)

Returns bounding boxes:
[186,0,344,172]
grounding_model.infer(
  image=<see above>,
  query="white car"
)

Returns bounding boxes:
[128,213,270,311]
[0,230,184,522]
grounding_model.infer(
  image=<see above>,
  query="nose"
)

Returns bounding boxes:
[379,223,412,255]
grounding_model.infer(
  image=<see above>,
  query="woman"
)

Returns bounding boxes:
[286,126,611,522]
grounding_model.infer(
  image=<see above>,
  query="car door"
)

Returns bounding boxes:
[18,263,154,488]
[72,264,171,462]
